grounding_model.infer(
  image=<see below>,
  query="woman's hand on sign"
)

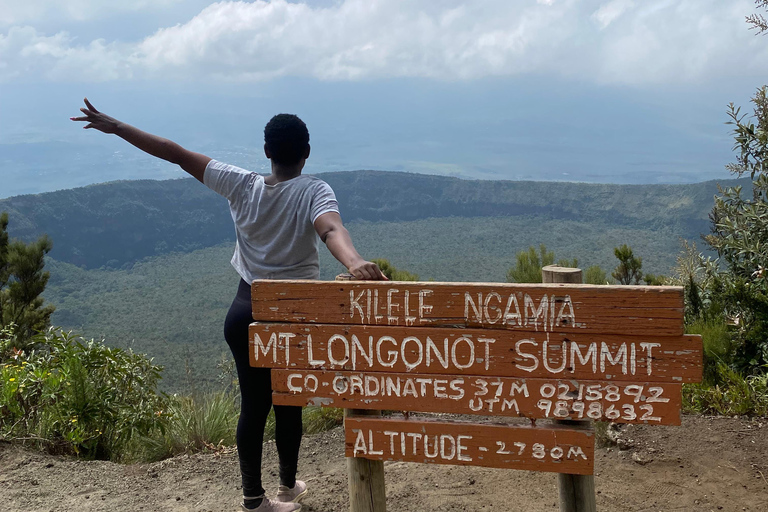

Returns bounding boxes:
[315,212,388,280]
[349,260,388,281]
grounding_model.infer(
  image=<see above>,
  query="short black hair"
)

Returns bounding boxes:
[264,114,310,165]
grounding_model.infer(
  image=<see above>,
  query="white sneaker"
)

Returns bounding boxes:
[241,497,301,511]
[276,480,308,504]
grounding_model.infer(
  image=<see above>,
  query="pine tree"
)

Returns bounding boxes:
[611,245,643,285]
[506,244,555,283]
[0,212,55,347]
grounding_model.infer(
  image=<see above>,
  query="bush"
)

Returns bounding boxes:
[302,406,344,434]
[684,364,768,416]
[0,326,166,461]
[685,317,734,385]
[371,259,419,281]
[705,87,768,373]
[506,244,554,283]
[682,311,768,416]
[141,391,239,461]
[583,265,608,285]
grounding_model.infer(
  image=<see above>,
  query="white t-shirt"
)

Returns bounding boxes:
[203,159,339,282]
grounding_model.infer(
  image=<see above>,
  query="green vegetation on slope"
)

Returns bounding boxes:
[1,326,165,461]
[45,214,690,391]
[1,212,55,346]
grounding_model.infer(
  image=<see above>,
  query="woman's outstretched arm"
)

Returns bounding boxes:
[71,98,211,183]
[314,212,387,280]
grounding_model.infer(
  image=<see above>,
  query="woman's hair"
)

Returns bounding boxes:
[264,114,310,165]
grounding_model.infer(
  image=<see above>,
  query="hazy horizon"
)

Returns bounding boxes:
[2,1,767,197]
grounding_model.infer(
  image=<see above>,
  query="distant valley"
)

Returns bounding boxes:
[0,171,744,391]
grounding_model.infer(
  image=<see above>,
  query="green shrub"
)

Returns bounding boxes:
[0,326,166,461]
[685,317,734,385]
[683,363,768,416]
[705,87,768,373]
[682,313,768,416]
[141,391,239,461]
[506,244,554,283]
[583,265,608,285]
[302,406,344,434]
[372,259,419,281]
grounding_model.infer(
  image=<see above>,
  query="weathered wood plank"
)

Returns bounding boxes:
[251,280,684,336]
[271,370,682,425]
[345,416,594,475]
[248,323,703,383]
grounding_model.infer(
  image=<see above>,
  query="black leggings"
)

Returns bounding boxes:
[224,279,303,497]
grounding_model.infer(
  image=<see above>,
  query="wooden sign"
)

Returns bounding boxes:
[250,278,700,485]
[345,415,594,475]
[271,369,683,425]
[248,323,702,383]
[251,280,684,336]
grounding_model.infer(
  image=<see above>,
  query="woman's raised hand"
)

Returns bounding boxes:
[70,98,121,134]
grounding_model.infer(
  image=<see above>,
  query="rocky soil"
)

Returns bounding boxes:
[2,415,767,512]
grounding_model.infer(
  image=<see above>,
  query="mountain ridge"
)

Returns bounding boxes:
[0,170,747,269]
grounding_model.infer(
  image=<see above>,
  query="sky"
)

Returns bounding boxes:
[1,0,767,197]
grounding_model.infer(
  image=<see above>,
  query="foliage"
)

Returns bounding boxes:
[611,244,643,285]
[0,212,55,347]
[704,87,768,372]
[709,88,768,278]
[506,244,554,283]
[141,392,238,461]
[642,273,667,286]
[0,326,166,461]
[669,240,721,323]
[709,90,768,274]
[371,259,419,281]
[684,274,703,320]
[583,265,608,285]
[683,365,768,416]
[140,395,344,461]
[747,1,768,34]
[301,406,344,434]
[685,317,734,385]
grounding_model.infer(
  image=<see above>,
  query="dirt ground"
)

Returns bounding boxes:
[2,415,767,512]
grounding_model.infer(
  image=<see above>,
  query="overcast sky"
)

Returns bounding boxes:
[1,0,767,194]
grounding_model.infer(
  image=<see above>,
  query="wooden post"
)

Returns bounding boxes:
[542,265,597,512]
[337,274,387,512]
[345,409,388,512]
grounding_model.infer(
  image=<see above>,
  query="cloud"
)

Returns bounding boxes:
[592,0,635,29]
[133,0,572,81]
[0,0,765,85]
[0,0,183,26]
[0,26,130,81]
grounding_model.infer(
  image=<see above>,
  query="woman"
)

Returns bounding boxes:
[72,99,386,511]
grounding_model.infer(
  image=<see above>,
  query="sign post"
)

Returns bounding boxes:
[336,273,387,512]
[250,274,701,512]
[542,266,596,512]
